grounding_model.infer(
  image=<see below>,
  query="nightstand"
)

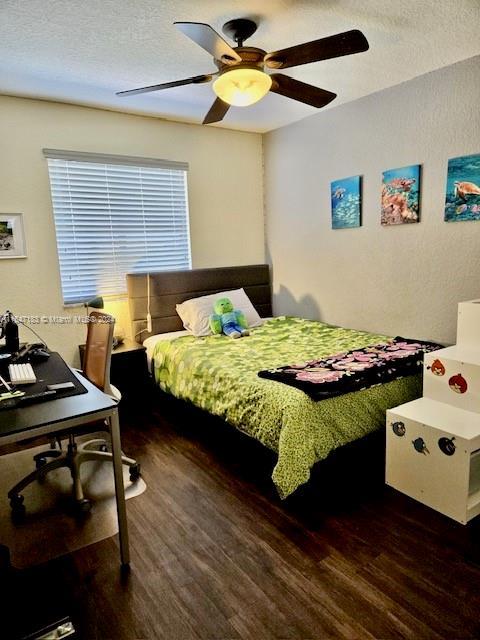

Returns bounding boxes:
[79,338,151,402]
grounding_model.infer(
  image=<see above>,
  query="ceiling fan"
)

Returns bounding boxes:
[116,18,369,125]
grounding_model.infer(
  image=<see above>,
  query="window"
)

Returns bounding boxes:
[44,149,191,304]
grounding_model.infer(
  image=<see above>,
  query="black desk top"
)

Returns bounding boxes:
[0,367,116,440]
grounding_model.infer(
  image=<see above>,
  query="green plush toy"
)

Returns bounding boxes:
[209,297,249,338]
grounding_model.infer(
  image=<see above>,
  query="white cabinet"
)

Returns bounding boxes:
[386,300,480,524]
[386,399,480,524]
[457,299,480,350]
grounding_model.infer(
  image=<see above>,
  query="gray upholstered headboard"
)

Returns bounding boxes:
[127,264,272,342]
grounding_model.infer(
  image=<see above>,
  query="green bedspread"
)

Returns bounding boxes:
[152,317,421,498]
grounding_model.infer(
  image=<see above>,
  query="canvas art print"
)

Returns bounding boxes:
[0,213,26,258]
[444,153,480,222]
[0,221,14,250]
[331,175,361,229]
[381,165,421,225]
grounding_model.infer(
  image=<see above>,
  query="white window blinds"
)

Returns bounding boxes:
[44,149,191,304]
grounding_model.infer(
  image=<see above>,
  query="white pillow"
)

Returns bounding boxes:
[176,288,262,337]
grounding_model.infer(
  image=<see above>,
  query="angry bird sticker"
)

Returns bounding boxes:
[392,421,406,437]
[449,373,468,394]
[428,359,445,376]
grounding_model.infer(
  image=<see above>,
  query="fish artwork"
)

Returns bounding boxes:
[331,176,362,229]
[444,154,480,222]
[381,165,421,225]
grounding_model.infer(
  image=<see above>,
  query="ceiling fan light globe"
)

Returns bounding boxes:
[213,68,272,107]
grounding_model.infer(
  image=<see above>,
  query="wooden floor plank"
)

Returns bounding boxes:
[4,395,480,639]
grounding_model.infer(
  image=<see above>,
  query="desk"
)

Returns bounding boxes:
[0,368,130,567]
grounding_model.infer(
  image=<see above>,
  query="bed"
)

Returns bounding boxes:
[127,265,422,498]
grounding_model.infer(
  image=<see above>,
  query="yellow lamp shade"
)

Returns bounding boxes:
[213,68,272,107]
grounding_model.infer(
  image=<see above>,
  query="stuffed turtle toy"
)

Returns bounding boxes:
[209,297,249,338]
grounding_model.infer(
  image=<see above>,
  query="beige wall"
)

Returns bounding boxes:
[0,96,264,363]
[2,56,478,365]
[264,56,480,345]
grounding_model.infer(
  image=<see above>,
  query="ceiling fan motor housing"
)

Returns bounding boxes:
[216,47,266,73]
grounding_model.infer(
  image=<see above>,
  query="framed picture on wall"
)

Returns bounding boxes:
[444,153,480,222]
[331,175,362,229]
[0,213,27,259]
[381,165,421,225]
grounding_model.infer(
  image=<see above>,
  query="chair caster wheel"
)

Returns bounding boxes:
[0,544,10,571]
[10,494,24,508]
[36,457,49,483]
[35,457,47,469]
[10,494,26,520]
[129,464,141,482]
[76,499,92,514]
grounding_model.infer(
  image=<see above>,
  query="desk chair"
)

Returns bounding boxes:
[8,311,140,515]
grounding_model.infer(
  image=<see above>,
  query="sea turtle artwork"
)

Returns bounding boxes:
[381,165,421,225]
[455,181,480,202]
[444,153,480,222]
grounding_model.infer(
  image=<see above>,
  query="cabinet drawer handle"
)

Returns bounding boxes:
[412,437,429,455]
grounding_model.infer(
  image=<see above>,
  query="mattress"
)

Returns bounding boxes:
[149,316,422,498]
[143,319,274,370]
[144,330,190,371]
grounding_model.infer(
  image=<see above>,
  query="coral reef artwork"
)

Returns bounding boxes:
[444,153,480,222]
[331,175,361,229]
[381,165,421,225]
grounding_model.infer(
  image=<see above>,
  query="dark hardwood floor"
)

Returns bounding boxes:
[3,393,480,640]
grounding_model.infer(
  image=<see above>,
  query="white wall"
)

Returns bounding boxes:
[264,56,480,345]
[0,96,264,363]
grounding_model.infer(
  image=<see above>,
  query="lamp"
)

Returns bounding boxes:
[83,296,124,349]
[213,68,272,107]
[84,296,104,311]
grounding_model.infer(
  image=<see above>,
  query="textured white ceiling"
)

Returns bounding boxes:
[1,0,479,132]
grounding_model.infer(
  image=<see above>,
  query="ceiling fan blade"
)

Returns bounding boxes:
[175,22,242,63]
[116,74,213,97]
[264,29,369,69]
[270,74,337,108]
[203,98,230,125]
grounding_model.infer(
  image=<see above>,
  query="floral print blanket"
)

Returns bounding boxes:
[258,337,442,401]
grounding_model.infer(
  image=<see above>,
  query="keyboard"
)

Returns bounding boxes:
[8,363,37,385]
